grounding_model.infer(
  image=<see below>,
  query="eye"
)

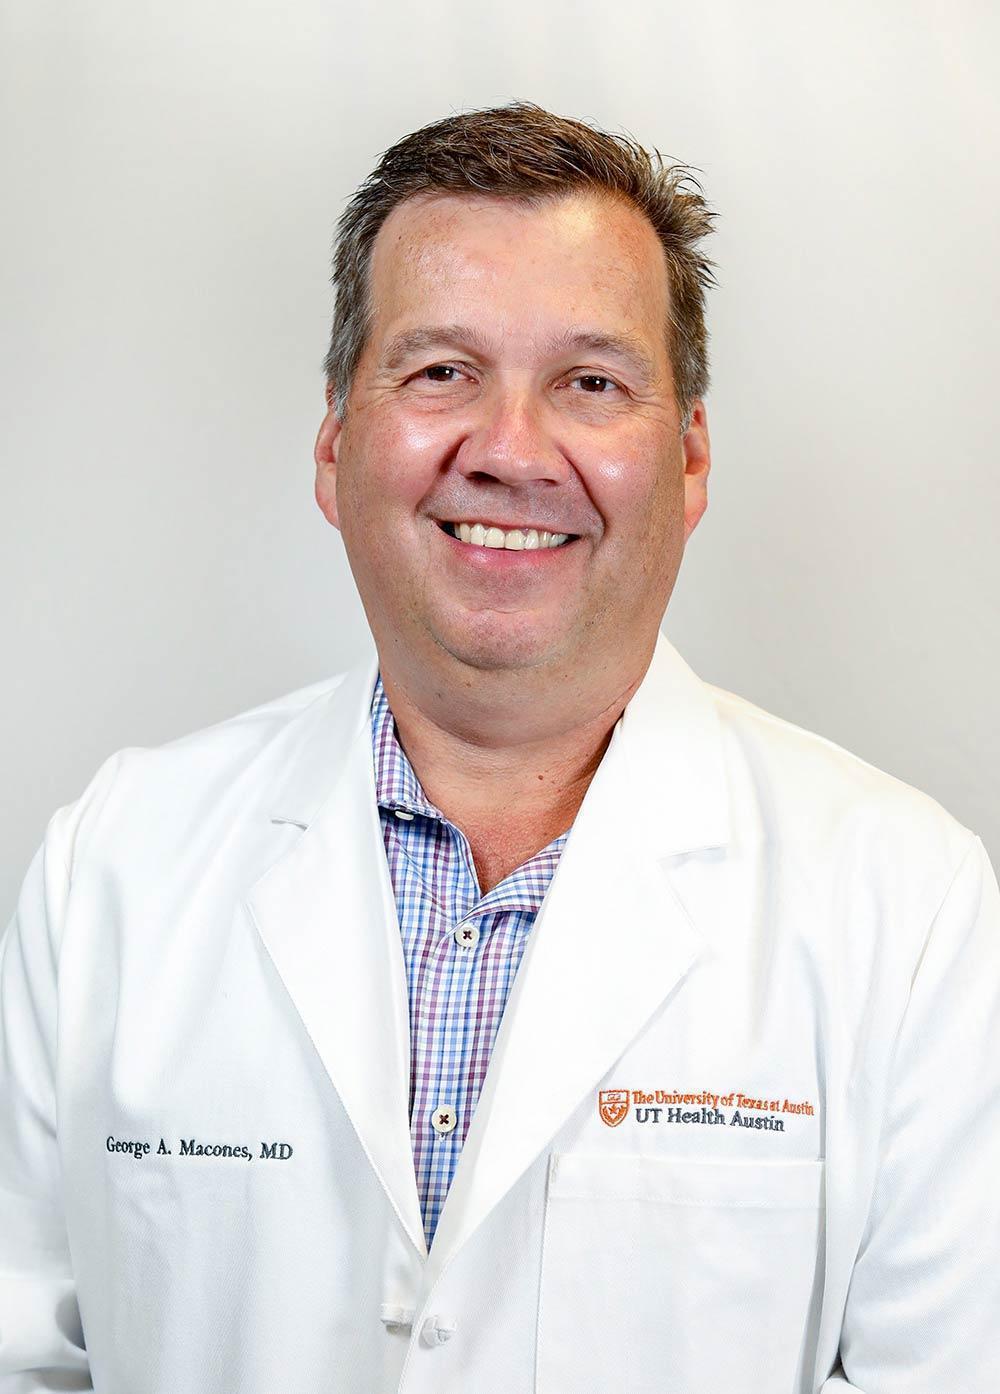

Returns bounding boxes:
[567,373,622,394]
[415,363,467,384]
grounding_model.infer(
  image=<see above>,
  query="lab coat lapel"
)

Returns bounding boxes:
[425,629,731,1286]
[245,644,429,1259]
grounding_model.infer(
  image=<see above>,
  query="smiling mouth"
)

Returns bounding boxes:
[437,521,578,550]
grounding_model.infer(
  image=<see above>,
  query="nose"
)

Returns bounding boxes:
[454,383,570,487]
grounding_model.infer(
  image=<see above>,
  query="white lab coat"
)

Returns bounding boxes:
[2,629,998,1393]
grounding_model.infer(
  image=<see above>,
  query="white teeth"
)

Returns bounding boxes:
[450,522,571,550]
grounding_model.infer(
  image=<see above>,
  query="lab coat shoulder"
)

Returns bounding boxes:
[706,678,980,907]
[54,670,351,887]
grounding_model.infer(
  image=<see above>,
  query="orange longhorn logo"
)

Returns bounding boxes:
[598,1089,630,1128]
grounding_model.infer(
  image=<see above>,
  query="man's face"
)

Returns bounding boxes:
[315,190,710,681]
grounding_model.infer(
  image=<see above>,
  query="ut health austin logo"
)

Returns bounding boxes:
[598,1089,630,1128]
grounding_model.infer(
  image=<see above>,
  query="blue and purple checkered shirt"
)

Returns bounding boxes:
[370,672,570,1249]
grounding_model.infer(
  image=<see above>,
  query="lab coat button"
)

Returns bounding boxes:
[420,1314,457,1346]
[431,1105,457,1135]
[454,921,480,949]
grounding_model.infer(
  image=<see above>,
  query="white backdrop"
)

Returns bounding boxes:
[2,0,998,915]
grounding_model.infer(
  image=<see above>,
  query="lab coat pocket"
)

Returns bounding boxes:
[536,1152,825,1394]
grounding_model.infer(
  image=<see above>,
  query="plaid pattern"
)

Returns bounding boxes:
[370,672,569,1249]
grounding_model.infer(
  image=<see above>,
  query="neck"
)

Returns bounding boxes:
[375,639,654,836]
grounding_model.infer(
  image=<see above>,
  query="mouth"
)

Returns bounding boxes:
[436,520,580,551]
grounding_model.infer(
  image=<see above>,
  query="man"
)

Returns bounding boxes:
[1,102,997,1394]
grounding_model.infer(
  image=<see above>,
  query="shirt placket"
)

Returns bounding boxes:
[414,818,493,1246]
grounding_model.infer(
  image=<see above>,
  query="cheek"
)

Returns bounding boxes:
[345,405,451,514]
[387,408,456,463]
[586,447,682,539]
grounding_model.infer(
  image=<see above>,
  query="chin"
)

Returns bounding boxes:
[432,616,569,674]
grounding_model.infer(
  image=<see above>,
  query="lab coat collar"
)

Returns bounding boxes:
[611,624,731,856]
[246,628,731,1273]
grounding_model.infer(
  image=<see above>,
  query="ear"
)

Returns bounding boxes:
[681,399,711,544]
[314,382,343,531]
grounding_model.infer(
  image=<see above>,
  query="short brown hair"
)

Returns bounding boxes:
[323,100,718,430]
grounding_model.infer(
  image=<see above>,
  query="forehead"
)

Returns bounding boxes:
[365,190,670,354]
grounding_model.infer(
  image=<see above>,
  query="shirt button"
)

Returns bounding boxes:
[394,808,415,821]
[454,921,480,949]
[431,1105,457,1136]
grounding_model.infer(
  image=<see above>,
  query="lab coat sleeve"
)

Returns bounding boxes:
[0,807,92,1390]
[820,833,1000,1394]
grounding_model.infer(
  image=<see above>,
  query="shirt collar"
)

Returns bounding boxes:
[370,670,443,821]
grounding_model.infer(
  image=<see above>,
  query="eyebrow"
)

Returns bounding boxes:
[546,328,659,385]
[379,324,494,375]
[378,322,660,385]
